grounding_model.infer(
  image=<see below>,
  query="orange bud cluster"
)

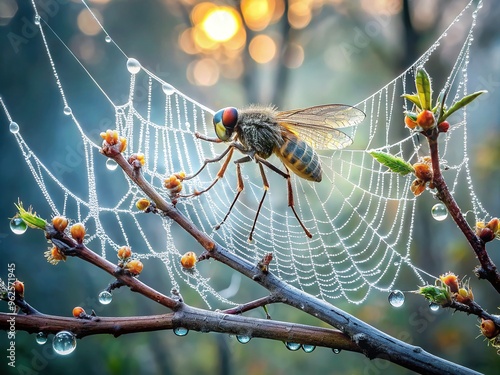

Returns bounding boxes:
[52,215,69,232]
[437,121,450,133]
[44,246,67,265]
[125,259,144,276]
[129,153,145,168]
[100,129,127,154]
[164,172,186,198]
[180,251,197,269]
[404,113,418,130]
[117,246,132,260]
[476,218,500,243]
[410,157,433,196]
[438,272,474,305]
[439,272,459,294]
[70,223,86,243]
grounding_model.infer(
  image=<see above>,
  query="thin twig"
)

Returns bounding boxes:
[427,131,500,292]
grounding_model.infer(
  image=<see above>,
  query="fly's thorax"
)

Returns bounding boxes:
[237,106,283,159]
[277,132,322,182]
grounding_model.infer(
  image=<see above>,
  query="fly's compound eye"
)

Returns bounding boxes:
[213,107,238,141]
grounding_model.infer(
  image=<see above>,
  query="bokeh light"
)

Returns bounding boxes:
[202,6,240,42]
[283,42,304,69]
[249,34,277,64]
[288,1,312,29]
[0,0,18,26]
[77,8,102,36]
[241,0,274,31]
[187,58,220,86]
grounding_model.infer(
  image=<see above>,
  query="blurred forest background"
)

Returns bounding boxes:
[1,0,500,374]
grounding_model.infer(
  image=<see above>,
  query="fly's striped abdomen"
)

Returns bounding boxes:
[276,132,322,182]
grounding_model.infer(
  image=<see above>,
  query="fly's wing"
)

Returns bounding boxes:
[276,104,365,150]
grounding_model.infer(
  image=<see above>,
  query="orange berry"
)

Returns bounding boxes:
[405,115,418,129]
[455,287,474,304]
[117,246,132,260]
[72,306,86,318]
[164,174,183,196]
[70,223,86,243]
[52,215,69,232]
[438,121,450,133]
[125,259,143,275]
[416,110,435,130]
[180,251,197,269]
[480,319,500,339]
[13,280,24,298]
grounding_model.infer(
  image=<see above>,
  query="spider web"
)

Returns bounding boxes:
[1,0,489,305]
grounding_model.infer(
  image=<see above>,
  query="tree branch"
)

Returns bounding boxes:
[428,131,500,292]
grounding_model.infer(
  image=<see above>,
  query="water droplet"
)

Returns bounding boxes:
[431,203,448,221]
[106,159,118,171]
[34,15,40,25]
[388,290,405,307]
[284,342,301,351]
[126,58,141,74]
[10,217,27,235]
[36,332,47,345]
[63,106,72,116]
[9,121,19,134]
[162,83,175,95]
[52,331,76,355]
[429,302,440,312]
[98,291,112,305]
[104,35,112,43]
[173,327,189,336]
[302,344,316,353]
[393,261,400,266]
[236,335,251,344]
[332,348,341,354]
[185,121,191,129]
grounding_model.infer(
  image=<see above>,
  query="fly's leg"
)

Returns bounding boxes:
[183,143,232,181]
[248,160,270,242]
[255,155,312,238]
[180,147,235,198]
[285,167,312,238]
[214,161,245,231]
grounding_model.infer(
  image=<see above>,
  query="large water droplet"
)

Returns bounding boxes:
[106,159,118,171]
[332,348,341,354]
[52,331,76,355]
[173,327,189,336]
[34,15,40,25]
[388,290,405,307]
[236,335,251,344]
[36,332,47,345]
[126,58,141,74]
[162,83,175,95]
[429,302,440,312]
[302,344,316,353]
[431,203,448,221]
[9,121,19,134]
[10,218,27,235]
[284,342,301,351]
[63,106,72,116]
[98,291,112,305]
[104,35,112,43]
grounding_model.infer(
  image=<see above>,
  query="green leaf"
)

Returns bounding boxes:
[441,90,487,122]
[418,285,451,305]
[368,151,414,176]
[402,94,421,109]
[415,67,432,110]
[14,202,47,230]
